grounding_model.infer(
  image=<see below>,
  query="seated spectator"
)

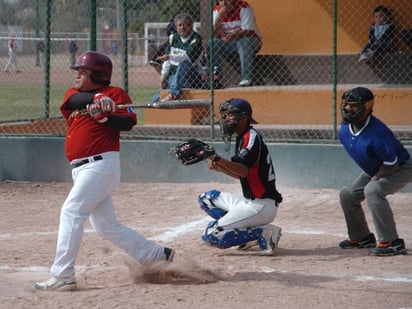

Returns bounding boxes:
[401,29,412,49]
[207,0,262,87]
[149,21,176,74]
[359,5,394,63]
[151,13,203,103]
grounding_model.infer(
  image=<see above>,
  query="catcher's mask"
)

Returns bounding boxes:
[71,51,112,85]
[341,87,374,124]
[218,98,256,139]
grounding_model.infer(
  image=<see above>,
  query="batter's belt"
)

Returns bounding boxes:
[71,155,103,168]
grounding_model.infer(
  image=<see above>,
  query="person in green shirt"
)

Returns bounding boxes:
[151,13,203,103]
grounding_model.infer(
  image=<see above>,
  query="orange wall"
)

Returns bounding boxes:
[248,0,412,54]
[145,87,412,126]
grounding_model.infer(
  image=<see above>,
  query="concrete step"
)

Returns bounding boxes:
[144,85,412,126]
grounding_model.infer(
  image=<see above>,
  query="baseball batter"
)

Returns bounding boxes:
[35,51,174,292]
[197,98,283,255]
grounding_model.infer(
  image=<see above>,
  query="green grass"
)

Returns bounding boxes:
[0,83,157,124]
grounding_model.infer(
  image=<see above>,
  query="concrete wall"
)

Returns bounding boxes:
[1,137,411,192]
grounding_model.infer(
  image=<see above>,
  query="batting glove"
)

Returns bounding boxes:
[93,93,116,113]
[86,103,108,123]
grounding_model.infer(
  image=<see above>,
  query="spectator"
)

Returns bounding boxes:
[207,0,262,87]
[37,40,45,66]
[149,21,176,74]
[69,40,78,66]
[359,5,394,63]
[4,36,20,73]
[111,40,118,57]
[151,13,203,103]
[130,37,137,66]
[338,87,412,256]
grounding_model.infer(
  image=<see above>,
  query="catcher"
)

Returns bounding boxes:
[173,98,283,255]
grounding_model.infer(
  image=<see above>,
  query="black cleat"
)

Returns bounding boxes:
[371,238,406,256]
[339,233,376,249]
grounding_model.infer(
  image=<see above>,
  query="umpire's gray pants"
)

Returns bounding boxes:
[339,157,412,242]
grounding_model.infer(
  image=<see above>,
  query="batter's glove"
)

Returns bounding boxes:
[86,103,108,123]
[93,93,116,113]
[172,138,220,165]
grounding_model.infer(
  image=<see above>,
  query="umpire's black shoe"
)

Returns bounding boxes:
[371,238,406,256]
[339,233,376,249]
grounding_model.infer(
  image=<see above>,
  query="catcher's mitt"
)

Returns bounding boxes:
[172,138,219,165]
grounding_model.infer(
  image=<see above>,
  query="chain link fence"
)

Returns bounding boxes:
[0,0,411,143]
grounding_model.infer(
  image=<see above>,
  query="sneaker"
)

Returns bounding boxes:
[259,225,282,256]
[34,277,76,291]
[164,247,175,262]
[149,60,161,66]
[358,53,369,63]
[239,79,252,87]
[371,238,406,256]
[160,93,177,102]
[339,233,376,249]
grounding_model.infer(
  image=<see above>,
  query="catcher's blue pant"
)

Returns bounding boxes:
[50,151,166,282]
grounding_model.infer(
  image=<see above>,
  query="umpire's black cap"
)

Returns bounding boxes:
[342,87,374,104]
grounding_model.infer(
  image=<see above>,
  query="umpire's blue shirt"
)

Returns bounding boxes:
[339,115,411,177]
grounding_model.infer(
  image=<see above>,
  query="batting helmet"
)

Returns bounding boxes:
[71,51,112,85]
[341,87,374,124]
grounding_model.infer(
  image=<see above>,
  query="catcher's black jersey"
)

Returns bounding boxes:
[232,127,282,203]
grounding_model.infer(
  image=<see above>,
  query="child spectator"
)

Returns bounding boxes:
[149,21,176,74]
[359,5,394,63]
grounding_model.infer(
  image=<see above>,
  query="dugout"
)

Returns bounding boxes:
[149,0,412,126]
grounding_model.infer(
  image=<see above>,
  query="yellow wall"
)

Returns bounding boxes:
[249,0,412,55]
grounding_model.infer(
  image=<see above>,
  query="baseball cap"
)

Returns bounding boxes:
[342,87,374,104]
[228,98,257,124]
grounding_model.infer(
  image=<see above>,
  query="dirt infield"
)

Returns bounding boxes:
[0,181,411,309]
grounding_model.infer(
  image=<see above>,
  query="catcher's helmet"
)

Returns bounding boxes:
[71,51,112,85]
[341,87,374,124]
[218,98,256,138]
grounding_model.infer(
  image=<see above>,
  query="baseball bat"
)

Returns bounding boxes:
[117,99,211,109]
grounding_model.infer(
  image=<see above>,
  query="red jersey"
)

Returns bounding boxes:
[8,39,14,50]
[61,86,136,161]
[213,0,261,38]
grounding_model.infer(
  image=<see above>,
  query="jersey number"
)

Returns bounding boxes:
[267,154,275,181]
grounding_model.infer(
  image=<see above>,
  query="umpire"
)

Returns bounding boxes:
[338,87,412,256]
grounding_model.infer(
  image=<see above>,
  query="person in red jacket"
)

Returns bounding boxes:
[35,51,175,292]
[207,0,262,87]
